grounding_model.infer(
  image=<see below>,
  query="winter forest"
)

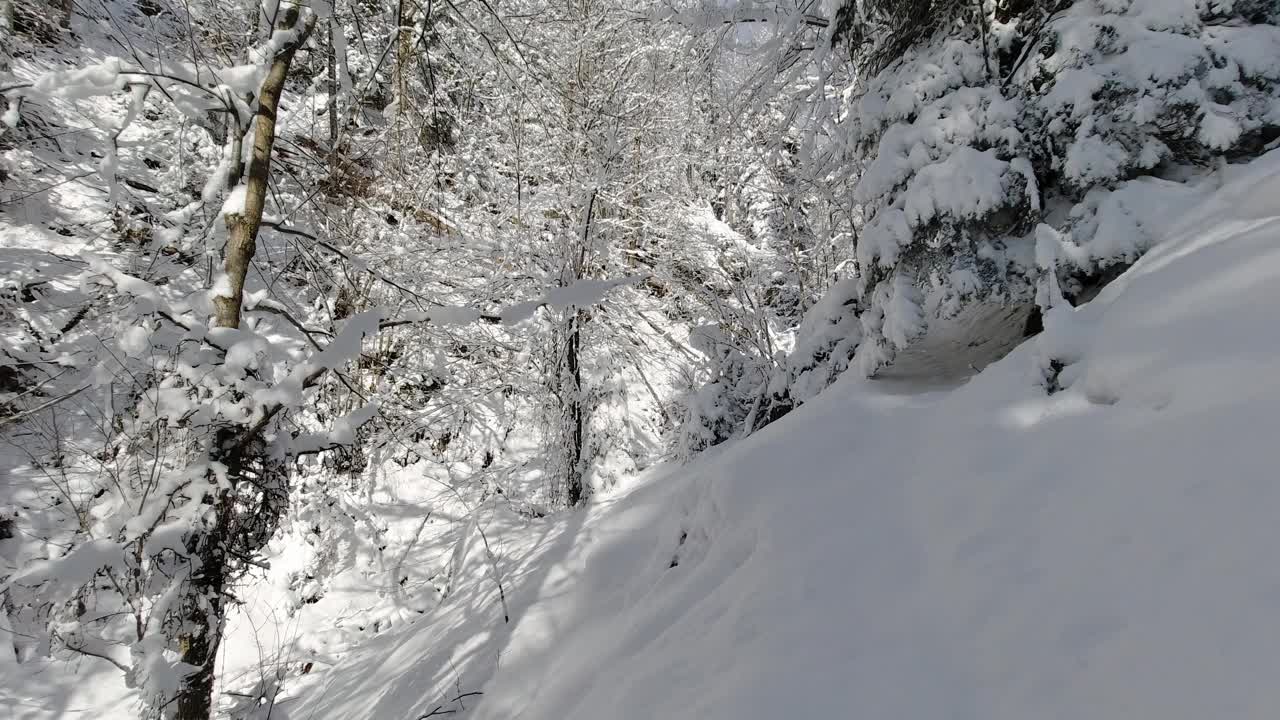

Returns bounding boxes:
[3,0,1280,717]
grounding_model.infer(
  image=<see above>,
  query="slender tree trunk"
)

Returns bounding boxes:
[178,8,315,720]
[393,0,417,158]
[563,311,584,506]
[213,5,316,329]
[327,18,339,149]
[560,189,597,507]
[173,429,234,720]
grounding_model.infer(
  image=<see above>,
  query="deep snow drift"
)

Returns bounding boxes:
[8,148,1280,718]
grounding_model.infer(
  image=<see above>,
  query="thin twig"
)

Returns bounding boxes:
[474,518,509,624]
[0,385,92,427]
[418,692,484,719]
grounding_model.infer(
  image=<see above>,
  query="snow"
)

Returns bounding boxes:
[396,305,485,326]
[500,276,642,324]
[1208,23,1280,80]
[221,184,249,217]
[1060,174,1212,270]
[879,271,925,349]
[8,538,126,606]
[28,57,124,99]
[1199,108,1243,150]
[203,141,238,205]
[1063,130,1130,186]
[217,64,269,98]
[2,98,20,129]
[312,309,383,371]
[266,147,1280,720]
[901,147,1017,227]
[119,325,152,358]
[7,36,1280,720]
[541,276,640,310]
[425,306,484,325]
[845,0,1272,376]
[292,402,381,453]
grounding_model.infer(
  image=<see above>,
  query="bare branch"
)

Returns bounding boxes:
[0,385,92,427]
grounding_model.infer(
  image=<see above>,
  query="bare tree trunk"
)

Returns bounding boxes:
[393,0,417,159]
[327,17,339,149]
[213,5,317,330]
[173,433,233,720]
[559,189,597,507]
[177,8,315,720]
[563,311,584,506]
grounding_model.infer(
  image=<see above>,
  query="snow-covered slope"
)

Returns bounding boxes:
[7,148,1280,720]
[283,147,1280,720]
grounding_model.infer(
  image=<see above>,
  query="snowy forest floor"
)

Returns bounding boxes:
[7,148,1280,719]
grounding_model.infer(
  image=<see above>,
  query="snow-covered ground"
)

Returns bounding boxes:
[277,149,1280,718]
[8,147,1280,718]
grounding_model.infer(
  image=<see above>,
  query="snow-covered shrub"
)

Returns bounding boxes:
[849,40,1042,370]
[669,0,1280,442]
[678,324,764,455]
[1023,0,1280,269]
[783,277,863,403]
[790,0,1280,385]
[669,198,823,454]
